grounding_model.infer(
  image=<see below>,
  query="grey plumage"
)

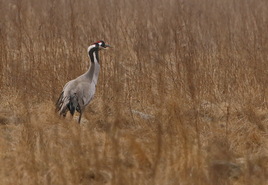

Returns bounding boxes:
[56,41,111,123]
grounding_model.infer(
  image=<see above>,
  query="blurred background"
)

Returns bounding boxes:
[0,0,267,184]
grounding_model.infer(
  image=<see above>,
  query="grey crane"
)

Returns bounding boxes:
[56,40,111,123]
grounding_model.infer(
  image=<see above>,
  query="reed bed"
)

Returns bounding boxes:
[0,0,267,184]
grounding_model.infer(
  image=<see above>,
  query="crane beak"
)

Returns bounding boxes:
[105,44,112,48]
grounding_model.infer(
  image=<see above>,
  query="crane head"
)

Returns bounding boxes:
[87,40,112,56]
[94,40,111,50]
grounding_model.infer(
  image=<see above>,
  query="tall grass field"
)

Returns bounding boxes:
[0,0,267,184]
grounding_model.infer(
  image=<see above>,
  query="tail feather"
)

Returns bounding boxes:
[55,91,64,112]
[55,91,69,117]
[67,94,79,116]
[56,91,82,117]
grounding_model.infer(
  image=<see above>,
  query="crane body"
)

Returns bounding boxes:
[56,41,111,123]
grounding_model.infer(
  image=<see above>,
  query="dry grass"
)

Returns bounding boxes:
[0,0,268,184]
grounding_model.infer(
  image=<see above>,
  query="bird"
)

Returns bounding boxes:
[56,40,111,123]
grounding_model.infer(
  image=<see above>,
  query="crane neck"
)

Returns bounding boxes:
[85,48,100,85]
[89,47,99,63]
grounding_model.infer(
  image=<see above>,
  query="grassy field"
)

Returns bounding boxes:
[0,0,267,184]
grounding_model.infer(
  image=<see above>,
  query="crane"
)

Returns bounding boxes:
[56,40,111,123]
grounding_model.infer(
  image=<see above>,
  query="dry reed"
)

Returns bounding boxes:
[0,0,267,184]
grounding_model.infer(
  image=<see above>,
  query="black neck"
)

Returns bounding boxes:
[88,48,99,63]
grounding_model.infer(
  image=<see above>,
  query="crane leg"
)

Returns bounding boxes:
[77,101,84,124]
[78,111,83,124]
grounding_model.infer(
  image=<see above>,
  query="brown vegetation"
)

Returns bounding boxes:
[0,0,267,184]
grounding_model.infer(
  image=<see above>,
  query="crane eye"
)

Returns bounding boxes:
[100,42,105,47]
